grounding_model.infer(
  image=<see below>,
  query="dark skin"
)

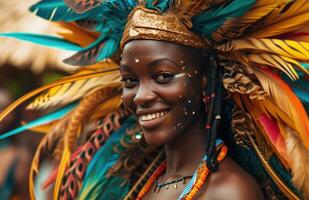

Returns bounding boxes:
[120,40,264,200]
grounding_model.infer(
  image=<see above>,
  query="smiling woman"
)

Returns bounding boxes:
[119,39,263,200]
[121,40,205,146]
[0,0,309,200]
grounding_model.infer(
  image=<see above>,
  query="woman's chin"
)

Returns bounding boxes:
[143,129,175,146]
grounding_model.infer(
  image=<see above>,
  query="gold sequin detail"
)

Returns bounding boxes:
[121,6,207,49]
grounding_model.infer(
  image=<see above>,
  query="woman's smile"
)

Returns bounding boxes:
[138,109,169,129]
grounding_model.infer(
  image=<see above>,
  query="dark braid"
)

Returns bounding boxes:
[204,52,223,172]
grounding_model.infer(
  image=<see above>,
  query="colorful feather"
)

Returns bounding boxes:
[27,61,120,110]
[54,86,122,200]
[0,32,82,51]
[29,113,72,200]
[0,103,76,140]
[0,66,119,125]
[253,69,309,149]
[77,116,135,200]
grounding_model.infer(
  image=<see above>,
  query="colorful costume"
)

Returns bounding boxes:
[0,0,308,199]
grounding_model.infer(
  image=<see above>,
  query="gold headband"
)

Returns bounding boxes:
[120,6,207,49]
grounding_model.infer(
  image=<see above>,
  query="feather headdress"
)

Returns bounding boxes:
[0,0,308,199]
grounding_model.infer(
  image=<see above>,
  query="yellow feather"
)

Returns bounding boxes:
[54,146,72,200]
[218,38,309,65]
[0,67,119,123]
[28,61,120,110]
[55,22,98,47]
[21,120,54,134]
[246,53,299,80]
[250,0,309,38]
[29,113,72,200]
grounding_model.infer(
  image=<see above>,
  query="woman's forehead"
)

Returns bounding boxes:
[121,40,204,66]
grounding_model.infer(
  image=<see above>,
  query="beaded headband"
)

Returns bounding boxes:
[120,6,207,49]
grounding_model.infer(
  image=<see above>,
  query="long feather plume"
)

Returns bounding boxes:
[0,103,76,139]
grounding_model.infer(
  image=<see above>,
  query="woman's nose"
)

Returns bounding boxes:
[133,83,157,106]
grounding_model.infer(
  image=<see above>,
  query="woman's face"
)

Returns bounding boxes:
[120,40,206,146]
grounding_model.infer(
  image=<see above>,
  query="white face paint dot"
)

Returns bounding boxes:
[134,58,140,63]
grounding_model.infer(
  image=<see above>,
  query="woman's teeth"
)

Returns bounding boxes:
[140,111,168,121]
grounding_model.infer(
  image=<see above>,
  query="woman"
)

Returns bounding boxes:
[120,39,263,199]
[0,0,308,199]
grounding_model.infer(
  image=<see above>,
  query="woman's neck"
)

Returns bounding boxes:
[163,115,206,179]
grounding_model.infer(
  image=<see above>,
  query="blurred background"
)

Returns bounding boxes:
[0,1,75,199]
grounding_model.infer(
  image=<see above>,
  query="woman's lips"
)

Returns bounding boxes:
[138,110,169,129]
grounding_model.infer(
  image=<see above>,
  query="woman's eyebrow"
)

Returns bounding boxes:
[148,58,180,68]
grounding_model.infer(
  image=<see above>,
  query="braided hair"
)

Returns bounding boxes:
[203,52,224,172]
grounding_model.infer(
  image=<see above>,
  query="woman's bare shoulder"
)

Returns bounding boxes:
[198,157,264,200]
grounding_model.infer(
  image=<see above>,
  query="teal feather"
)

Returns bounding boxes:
[0,33,82,51]
[145,0,173,12]
[0,103,77,140]
[192,0,256,42]
[77,117,136,200]
[30,0,102,21]
[97,38,119,61]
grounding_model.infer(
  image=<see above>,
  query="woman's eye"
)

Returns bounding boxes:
[121,77,138,88]
[155,73,175,83]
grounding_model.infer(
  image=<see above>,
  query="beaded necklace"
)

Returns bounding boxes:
[136,140,228,200]
[153,175,192,192]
